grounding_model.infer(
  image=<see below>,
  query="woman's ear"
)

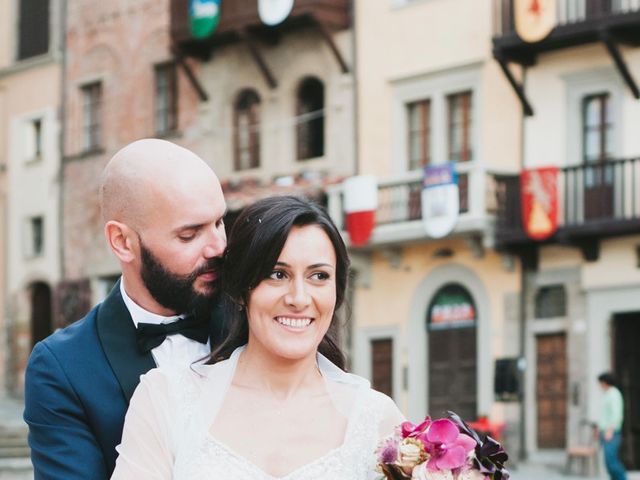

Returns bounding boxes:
[104,221,136,263]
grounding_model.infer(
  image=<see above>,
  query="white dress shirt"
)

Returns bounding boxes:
[120,278,210,368]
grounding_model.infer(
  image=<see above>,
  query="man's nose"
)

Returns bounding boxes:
[202,227,226,259]
[284,278,311,309]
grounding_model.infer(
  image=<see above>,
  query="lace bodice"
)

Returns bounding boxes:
[112,347,403,480]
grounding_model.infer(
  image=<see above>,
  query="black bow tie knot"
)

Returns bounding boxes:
[135,315,209,353]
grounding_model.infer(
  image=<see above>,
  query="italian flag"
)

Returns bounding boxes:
[343,175,378,247]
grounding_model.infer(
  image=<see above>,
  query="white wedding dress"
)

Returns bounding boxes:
[112,346,403,479]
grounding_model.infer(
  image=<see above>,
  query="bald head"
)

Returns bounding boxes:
[100,139,219,229]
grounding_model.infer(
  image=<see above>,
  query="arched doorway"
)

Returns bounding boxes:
[427,283,477,420]
[30,282,52,347]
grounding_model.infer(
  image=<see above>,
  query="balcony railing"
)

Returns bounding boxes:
[495,156,640,246]
[493,0,640,63]
[328,165,498,247]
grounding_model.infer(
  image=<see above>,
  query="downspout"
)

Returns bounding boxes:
[350,0,359,176]
[58,0,68,284]
[518,65,528,463]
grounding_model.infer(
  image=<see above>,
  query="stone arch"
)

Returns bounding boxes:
[406,263,491,421]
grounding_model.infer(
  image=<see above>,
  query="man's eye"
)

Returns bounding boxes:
[178,233,196,241]
[269,270,286,280]
[216,218,225,229]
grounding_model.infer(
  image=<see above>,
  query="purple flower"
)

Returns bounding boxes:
[376,436,400,464]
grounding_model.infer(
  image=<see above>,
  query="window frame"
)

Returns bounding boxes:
[296,77,325,161]
[407,98,431,170]
[17,0,50,61]
[581,92,612,164]
[392,66,480,174]
[447,90,473,163]
[154,62,178,136]
[81,81,103,153]
[233,89,261,171]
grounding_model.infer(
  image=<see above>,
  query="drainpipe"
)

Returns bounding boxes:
[350,0,359,176]
[58,0,68,284]
[518,65,528,463]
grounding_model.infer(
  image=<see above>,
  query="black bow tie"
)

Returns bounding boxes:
[135,315,210,353]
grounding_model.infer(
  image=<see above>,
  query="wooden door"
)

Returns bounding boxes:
[614,313,640,469]
[429,326,477,420]
[536,333,567,448]
[584,162,614,220]
[371,339,393,398]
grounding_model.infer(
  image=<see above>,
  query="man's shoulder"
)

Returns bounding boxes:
[36,303,102,355]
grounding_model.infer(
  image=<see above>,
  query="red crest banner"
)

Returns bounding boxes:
[521,167,559,240]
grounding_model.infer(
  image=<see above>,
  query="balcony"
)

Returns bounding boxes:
[327,164,499,249]
[494,157,640,259]
[493,0,640,64]
[171,0,351,58]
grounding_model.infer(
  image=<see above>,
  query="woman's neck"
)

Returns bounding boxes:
[236,341,323,401]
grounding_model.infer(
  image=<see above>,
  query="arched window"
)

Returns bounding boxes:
[234,89,261,170]
[296,77,324,160]
[427,283,477,420]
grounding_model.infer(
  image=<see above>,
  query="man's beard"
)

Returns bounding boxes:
[139,240,222,315]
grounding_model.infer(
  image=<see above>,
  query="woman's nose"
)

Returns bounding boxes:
[285,278,311,308]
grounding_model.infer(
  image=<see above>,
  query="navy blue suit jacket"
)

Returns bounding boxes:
[24,282,224,480]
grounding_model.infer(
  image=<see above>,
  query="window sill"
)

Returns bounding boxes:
[63,147,106,162]
[155,129,182,140]
[25,155,43,166]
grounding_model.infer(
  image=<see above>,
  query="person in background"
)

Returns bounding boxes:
[598,372,627,480]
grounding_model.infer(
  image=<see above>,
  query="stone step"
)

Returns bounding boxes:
[0,456,33,478]
[0,446,30,459]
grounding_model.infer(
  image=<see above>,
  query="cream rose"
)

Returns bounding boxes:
[411,463,454,480]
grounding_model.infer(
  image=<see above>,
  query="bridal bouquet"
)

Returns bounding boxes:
[375,411,509,480]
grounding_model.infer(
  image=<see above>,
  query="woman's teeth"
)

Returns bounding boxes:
[276,317,312,328]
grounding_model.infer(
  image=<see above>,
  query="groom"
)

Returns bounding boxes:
[24,139,228,479]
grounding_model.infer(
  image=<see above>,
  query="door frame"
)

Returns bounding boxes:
[407,264,491,422]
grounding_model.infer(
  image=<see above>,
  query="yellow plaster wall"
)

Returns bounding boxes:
[354,239,520,356]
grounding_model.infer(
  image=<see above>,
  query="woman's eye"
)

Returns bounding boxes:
[269,270,286,280]
[311,272,330,281]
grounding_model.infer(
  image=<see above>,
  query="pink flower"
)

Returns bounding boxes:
[421,419,477,471]
[401,417,432,439]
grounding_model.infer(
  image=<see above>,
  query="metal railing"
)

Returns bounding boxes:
[493,0,640,37]
[494,156,640,241]
[329,165,501,233]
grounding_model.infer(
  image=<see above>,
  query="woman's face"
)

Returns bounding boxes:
[246,225,337,362]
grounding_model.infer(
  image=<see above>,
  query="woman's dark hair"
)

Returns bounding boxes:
[209,195,349,369]
[598,372,618,388]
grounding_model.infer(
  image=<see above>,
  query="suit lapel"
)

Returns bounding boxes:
[96,280,156,402]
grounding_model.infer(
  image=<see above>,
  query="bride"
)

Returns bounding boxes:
[111,196,404,479]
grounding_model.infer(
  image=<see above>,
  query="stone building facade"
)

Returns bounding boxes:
[0,0,63,396]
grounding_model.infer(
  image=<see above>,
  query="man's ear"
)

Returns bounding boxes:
[104,221,136,263]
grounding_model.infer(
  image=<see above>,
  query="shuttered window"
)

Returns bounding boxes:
[18,0,50,60]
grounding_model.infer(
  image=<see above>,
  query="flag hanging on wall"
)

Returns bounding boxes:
[521,166,559,240]
[421,164,459,239]
[343,175,377,247]
[514,0,556,43]
[189,0,221,39]
[259,0,295,26]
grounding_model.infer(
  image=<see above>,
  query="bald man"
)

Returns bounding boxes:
[24,139,228,479]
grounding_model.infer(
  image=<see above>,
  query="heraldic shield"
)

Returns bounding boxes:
[421,164,459,239]
[521,167,559,241]
[514,0,556,43]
